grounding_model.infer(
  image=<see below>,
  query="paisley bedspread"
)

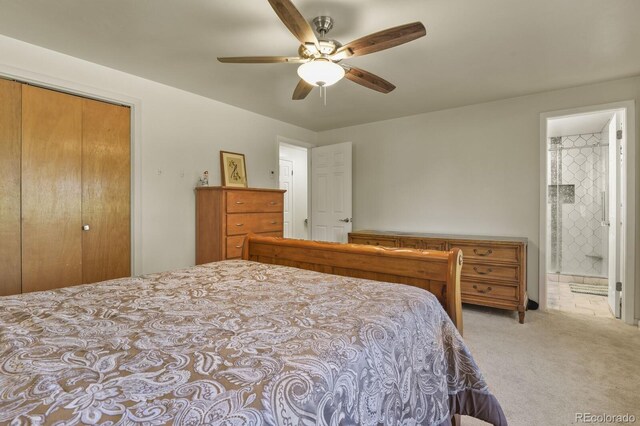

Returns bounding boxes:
[0,260,506,425]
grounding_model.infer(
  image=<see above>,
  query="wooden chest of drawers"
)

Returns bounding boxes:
[196,187,285,263]
[349,230,528,323]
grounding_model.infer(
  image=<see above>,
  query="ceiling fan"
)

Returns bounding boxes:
[218,0,426,100]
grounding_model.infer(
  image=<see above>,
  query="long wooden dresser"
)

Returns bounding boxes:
[349,230,528,323]
[196,187,285,263]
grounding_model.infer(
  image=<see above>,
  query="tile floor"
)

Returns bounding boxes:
[546,278,613,318]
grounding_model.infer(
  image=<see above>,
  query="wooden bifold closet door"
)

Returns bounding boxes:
[0,81,131,295]
[22,85,84,292]
[81,98,131,284]
[0,79,22,296]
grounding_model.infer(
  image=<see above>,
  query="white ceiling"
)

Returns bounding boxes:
[0,0,639,131]
[548,111,615,137]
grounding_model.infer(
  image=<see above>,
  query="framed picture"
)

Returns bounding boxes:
[220,151,248,188]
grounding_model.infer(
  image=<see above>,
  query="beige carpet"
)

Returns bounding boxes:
[460,305,640,426]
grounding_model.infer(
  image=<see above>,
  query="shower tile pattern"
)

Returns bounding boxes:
[548,133,607,277]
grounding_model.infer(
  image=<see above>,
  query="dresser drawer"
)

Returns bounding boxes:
[462,262,520,282]
[349,236,398,248]
[451,242,520,263]
[226,191,283,213]
[461,280,519,302]
[423,240,446,251]
[398,238,446,251]
[225,235,246,258]
[227,213,283,236]
[225,232,282,258]
[399,237,421,249]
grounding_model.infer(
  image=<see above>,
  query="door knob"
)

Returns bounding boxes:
[338,218,351,223]
[82,224,90,231]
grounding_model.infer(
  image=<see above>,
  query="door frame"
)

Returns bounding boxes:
[0,64,143,276]
[276,136,314,237]
[538,100,636,324]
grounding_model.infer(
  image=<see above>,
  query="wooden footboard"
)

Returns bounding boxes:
[242,234,464,334]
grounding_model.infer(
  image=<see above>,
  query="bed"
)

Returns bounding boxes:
[0,235,506,425]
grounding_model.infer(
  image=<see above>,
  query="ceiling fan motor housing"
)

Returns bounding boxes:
[298,39,340,58]
[294,16,340,58]
[313,16,334,36]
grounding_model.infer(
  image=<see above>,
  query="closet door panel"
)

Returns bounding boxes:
[0,79,22,296]
[82,99,131,283]
[22,85,83,292]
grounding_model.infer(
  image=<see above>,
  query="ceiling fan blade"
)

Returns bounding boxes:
[334,22,426,59]
[344,66,396,94]
[268,0,319,47]
[217,56,307,64]
[292,79,314,100]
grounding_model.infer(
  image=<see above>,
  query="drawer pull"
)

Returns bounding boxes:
[235,223,244,227]
[235,245,242,249]
[270,221,278,225]
[473,266,493,275]
[235,201,245,205]
[473,248,493,257]
[269,201,277,205]
[472,284,492,294]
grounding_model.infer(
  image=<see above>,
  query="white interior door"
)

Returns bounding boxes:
[607,116,620,317]
[311,142,352,242]
[607,114,622,317]
[279,158,293,238]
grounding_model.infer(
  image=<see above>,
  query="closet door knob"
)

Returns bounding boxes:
[82,225,90,231]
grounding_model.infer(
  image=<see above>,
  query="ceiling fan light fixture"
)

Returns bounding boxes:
[297,59,345,87]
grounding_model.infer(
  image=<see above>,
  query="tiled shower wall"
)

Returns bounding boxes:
[547,133,608,277]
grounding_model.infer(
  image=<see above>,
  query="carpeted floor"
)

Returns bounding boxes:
[460,305,640,426]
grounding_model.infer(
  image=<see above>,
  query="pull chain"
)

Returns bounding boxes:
[323,85,327,106]
[318,83,327,106]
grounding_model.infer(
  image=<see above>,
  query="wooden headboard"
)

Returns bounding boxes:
[242,234,463,333]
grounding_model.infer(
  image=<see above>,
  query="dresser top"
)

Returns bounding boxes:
[351,230,528,244]
[195,186,286,193]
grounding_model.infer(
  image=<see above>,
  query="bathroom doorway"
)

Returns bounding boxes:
[543,107,628,319]
[278,139,310,240]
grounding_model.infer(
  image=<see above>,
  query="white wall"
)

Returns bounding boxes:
[0,35,316,275]
[2,34,638,320]
[317,75,640,320]
[279,143,309,239]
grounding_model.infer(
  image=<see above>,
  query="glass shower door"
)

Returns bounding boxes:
[547,132,610,308]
